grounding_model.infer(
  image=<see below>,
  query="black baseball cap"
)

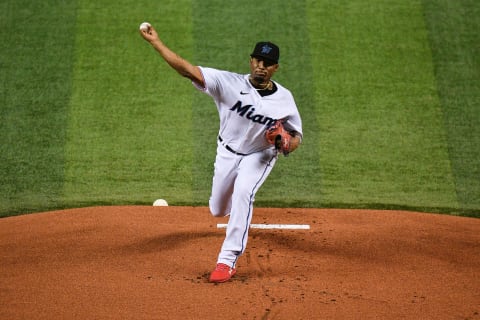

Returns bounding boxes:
[250,41,280,64]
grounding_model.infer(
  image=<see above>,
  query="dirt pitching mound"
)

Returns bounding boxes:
[1,206,479,319]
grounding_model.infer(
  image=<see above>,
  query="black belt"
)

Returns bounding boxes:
[218,136,247,156]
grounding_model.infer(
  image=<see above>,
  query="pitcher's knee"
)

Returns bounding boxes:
[209,207,227,217]
[209,203,229,218]
[209,196,232,217]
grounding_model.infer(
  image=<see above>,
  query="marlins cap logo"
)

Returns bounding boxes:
[261,44,273,54]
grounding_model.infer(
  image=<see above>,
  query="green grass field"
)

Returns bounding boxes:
[1,0,479,217]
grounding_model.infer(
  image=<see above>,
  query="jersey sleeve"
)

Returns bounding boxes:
[283,92,303,138]
[191,67,223,97]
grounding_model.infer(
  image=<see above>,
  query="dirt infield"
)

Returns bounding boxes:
[1,206,479,319]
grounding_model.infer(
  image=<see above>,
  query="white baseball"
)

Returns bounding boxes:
[139,22,151,32]
[153,199,168,206]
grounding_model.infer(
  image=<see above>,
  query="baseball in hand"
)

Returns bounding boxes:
[139,22,151,32]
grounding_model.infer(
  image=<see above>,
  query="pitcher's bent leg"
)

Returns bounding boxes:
[217,149,277,267]
[209,143,238,217]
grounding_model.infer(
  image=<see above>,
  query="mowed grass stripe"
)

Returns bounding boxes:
[64,0,194,206]
[191,0,322,206]
[307,1,458,210]
[0,1,77,216]
[422,0,480,211]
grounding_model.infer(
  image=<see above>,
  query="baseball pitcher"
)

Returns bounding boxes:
[140,23,302,283]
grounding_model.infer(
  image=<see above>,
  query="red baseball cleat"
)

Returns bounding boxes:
[209,263,236,283]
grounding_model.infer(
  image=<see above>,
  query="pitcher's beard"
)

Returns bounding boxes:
[251,75,267,86]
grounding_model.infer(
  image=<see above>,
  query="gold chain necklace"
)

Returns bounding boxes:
[250,78,272,90]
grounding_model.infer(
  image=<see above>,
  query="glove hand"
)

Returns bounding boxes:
[265,120,291,156]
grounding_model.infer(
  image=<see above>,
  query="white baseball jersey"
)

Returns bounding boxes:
[194,67,302,154]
